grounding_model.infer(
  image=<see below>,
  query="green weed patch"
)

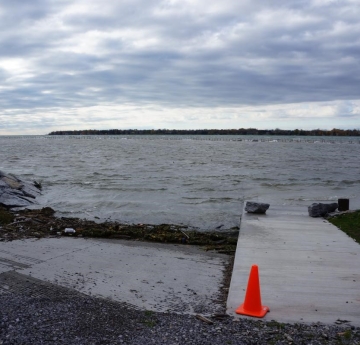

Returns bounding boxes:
[328,210,360,244]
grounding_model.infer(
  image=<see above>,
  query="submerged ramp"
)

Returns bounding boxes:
[0,238,227,314]
[227,204,360,326]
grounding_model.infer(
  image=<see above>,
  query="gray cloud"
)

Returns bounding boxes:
[0,0,360,132]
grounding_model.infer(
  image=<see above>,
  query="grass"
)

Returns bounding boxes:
[328,210,360,244]
[142,310,157,328]
[266,320,285,330]
[142,319,157,328]
[336,329,353,345]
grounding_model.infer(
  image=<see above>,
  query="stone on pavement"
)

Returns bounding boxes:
[245,201,270,214]
[308,202,338,217]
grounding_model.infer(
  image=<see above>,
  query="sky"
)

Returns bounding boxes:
[0,0,360,135]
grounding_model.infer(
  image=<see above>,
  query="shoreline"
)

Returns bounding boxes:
[1,207,360,344]
[0,206,239,254]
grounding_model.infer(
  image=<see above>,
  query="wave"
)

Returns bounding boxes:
[260,182,300,187]
[2,135,360,229]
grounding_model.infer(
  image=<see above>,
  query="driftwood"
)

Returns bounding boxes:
[195,314,214,325]
[180,230,189,239]
[8,219,32,226]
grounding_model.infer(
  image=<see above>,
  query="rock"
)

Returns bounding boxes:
[21,184,41,199]
[0,171,41,208]
[2,176,23,189]
[245,202,270,214]
[0,191,33,208]
[308,203,338,217]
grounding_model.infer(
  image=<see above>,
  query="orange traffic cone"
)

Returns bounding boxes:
[235,264,269,318]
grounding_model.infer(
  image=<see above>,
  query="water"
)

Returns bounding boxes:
[1,135,360,230]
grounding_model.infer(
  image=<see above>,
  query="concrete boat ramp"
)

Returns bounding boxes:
[227,205,360,326]
[0,238,228,315]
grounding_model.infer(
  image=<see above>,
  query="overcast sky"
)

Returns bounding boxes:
[1,0,360,134]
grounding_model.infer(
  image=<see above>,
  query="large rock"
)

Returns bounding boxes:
[0,171,41,208]
[308,203,338,217]
[245,202,270,214]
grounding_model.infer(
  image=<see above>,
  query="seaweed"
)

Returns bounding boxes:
[0,207,15,225]
[0,207,238,253]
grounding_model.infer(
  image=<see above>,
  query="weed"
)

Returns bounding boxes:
[142,319,157,328]
[328,210,360,244]
[343,329,352,340]
[267,320,285,330]
[142,310,157,328]
[335,329,353,345]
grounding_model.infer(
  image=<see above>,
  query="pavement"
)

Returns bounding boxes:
[227,204,360,326]
[0,237,228,314]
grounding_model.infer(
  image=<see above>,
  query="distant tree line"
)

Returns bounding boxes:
[48,128,360,136]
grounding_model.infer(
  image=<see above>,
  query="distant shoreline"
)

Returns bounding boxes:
[48,128,360,136]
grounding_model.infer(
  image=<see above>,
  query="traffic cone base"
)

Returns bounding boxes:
[235,264,269,318]
[236,303,269,318]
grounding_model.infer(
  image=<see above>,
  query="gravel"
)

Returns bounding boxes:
[1,272,359,345]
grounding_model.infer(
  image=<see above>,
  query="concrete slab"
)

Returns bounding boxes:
[227,205,360,326]
[0,237,228,314]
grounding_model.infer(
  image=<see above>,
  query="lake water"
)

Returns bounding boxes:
[1,135,359,230]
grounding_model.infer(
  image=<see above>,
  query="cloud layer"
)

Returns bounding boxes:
[1,0,360,133]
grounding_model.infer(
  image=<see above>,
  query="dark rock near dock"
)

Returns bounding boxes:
[308,202,338,217]
[0,170,41,208]
[245,202,270,214]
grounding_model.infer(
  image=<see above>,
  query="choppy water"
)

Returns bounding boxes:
[1,135,360,230]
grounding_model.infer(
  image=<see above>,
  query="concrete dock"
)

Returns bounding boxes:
[227,205,360,326]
